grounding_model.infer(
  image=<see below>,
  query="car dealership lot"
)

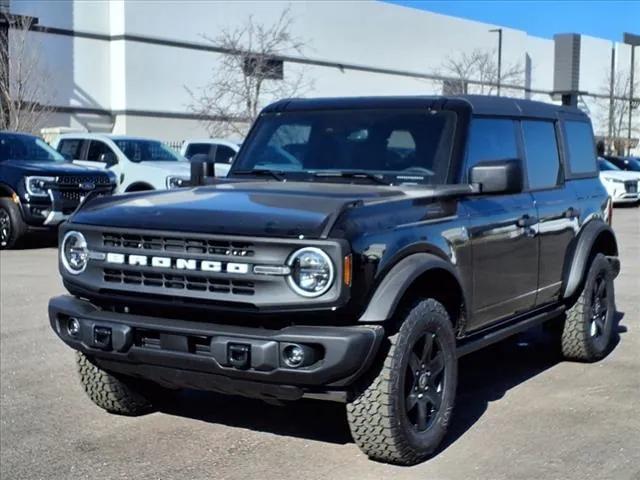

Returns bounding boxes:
[1,208,638,480]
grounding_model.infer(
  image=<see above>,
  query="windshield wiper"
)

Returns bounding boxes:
[312,170,389,185]
[232,169,286,181]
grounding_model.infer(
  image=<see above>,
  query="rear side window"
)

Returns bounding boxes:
[563,121,597,175]
[521,121,561,189]
[466,118,518,170]
[57,139,83,159]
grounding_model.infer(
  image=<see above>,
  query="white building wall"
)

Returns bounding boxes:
[7,0,640,152]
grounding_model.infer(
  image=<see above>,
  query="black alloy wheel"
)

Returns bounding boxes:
[404,331,446,432]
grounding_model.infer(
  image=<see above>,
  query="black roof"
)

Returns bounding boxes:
[263,95,587,120]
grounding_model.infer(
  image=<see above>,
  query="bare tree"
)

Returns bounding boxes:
[440,49,524,96]
[0,13,53,133]
[186,8,312,138]
[596,69,639,155]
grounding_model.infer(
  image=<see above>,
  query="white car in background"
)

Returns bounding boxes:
[52,134,191,193]
[180,138,241,177]
[598,158,640,205]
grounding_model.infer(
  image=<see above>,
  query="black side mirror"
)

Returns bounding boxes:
[99,152,117,166]
[470,159,523,194]
[190,153,216,186]
[61,152,73,161]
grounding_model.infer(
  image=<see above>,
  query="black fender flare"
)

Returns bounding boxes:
[562,220,618,299]
[0,182,17,197]
[358,252,467,322]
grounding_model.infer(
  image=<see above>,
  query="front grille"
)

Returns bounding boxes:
[60,190,84,202]
[625,181,638,194]
[57,175,111,186]
[103,268,255,296]
[102,233,254,257]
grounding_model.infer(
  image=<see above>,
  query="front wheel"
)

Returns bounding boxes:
[347,299,457,465]
[0,198,26,249]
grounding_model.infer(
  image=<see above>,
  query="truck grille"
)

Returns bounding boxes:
[102,233,254,257]
[57,175,112,186]
[103,268,255,296]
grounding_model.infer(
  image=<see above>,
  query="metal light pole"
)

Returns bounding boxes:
[490,28,503,96]
[623,33,640,156]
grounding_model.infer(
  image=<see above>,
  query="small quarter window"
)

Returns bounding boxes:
[564,121,597,175]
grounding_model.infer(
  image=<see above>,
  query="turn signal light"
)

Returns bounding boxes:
[343,254,352,287]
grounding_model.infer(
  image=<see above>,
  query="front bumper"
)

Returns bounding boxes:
[49,295,384,401]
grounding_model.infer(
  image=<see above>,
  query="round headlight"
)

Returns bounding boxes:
[61,231,88,274]
[286,247,334,297]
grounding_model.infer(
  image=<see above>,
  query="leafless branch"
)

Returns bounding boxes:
[186,7,313,138]
[439,49,524,95]
[0,14,54,133]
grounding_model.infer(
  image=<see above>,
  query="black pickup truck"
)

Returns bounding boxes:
[0,132,115,248]
[48,96,620,465]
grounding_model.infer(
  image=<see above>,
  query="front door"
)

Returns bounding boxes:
[463,117,539,330]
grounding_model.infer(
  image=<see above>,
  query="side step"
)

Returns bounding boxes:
[456,305,565,358]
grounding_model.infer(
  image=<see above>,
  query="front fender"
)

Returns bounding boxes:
[358,253,466,322]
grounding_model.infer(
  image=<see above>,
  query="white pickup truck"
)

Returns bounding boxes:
[52,134,191,194]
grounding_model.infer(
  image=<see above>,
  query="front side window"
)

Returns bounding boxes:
[86,141,114,162]
[114,139,183,162]
[215,145,237,164]
[232,109,457,185]
[57,139,83,159]
[0,134,64,162]
[564,121,597,175]
[466,118,518,171]
[185,143,212,159]
[521,120,561,190]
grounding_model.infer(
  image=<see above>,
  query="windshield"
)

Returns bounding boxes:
[598,158,620,171]
[113,139,183,162]
[0,133,65,163]
[232,109,457,184]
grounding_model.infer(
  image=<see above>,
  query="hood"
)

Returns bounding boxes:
[71,181,409,238]
[138,161,191,177]
[599,170,640,181]
[1,159,107,176]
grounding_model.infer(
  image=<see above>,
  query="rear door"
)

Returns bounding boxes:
[520,119,578,305]
[463,117,539,330]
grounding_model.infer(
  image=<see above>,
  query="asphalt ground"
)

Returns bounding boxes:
[1,207,638,480]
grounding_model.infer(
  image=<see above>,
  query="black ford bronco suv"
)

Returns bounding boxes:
[49,96,620,465]
[0,132,115,248]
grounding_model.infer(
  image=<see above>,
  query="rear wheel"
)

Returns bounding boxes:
[561,253,615,362]
[0,198,26,249]
[347,299,457,465]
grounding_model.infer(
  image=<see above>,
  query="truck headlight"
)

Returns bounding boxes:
[25,176,55,197]
[286,247,334,297]
[61,231,89,274]
[604,177,624,184]
[166,176,189,189]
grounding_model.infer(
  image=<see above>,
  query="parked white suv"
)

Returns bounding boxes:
[598,158,640,205]
[180,139,240,177]
[52,134,191,193]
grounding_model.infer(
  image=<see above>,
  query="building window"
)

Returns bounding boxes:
[243,56,283,80]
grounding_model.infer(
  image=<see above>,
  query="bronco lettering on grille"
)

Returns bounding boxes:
[104,253,250,274]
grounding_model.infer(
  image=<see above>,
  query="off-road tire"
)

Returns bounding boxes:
[0,198,26,249]
[347,299,457,465]
[561,253,615,362]
[76,352,157,416]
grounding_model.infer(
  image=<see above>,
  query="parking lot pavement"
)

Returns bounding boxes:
[0,208,638,480]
